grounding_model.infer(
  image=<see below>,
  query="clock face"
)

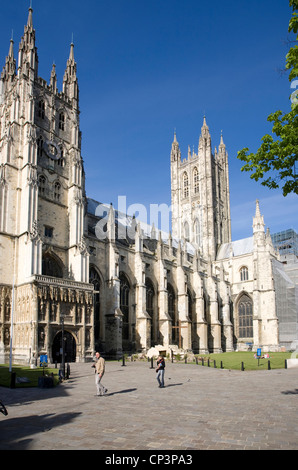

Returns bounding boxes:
[43,140,61,161]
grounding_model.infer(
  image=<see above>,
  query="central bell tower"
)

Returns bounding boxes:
[171,117,231,260]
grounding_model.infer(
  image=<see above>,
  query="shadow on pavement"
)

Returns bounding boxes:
[0,411,82,450]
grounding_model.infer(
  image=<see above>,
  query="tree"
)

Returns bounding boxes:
[237,0,298,196]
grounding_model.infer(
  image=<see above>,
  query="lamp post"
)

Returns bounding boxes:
[61,317,65,379]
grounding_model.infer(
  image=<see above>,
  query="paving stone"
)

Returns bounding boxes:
[0,361,297,451]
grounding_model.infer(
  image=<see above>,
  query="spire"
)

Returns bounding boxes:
[220,130,224,146]
[63,40,79,103]
[18,6,38,78]
[253,199,265,238]
[1,37,16,85]
[202,115,208,130]
[199,115,211,150]
[27,6,33,28]
[171,130,181,162]
[23,6,35,46]
[50,63,57,92]
[69,40,75,61]
[218,130,227,159]
[255,199,261,218]
[8,37,14,59]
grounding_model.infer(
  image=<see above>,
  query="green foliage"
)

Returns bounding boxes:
[237,1,298,196]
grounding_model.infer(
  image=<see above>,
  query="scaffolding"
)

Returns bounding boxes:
[271,229,298,258]
[272,259,298,350]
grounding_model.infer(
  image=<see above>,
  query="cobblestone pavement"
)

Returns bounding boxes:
[0,361,297,451]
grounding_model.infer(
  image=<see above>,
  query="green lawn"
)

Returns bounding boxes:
[190,351,292,371]
[0,365,60,388]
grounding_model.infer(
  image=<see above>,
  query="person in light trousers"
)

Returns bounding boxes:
[94,352,108,396]
[156,355,165,388]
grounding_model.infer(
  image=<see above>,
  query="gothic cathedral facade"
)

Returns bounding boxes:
[0,9,283,364]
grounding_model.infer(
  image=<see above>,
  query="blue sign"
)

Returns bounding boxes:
[257,348,262,357]
[40,355,48,364]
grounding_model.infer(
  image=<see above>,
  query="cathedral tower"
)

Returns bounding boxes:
[0,8,92,364]
[171,117,231,260]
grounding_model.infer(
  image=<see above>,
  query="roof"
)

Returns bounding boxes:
[87,198,195,254]
[216,237,254,260]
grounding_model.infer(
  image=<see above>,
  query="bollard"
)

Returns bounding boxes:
[241,362,244,371]
[195,357,198,365]
[185,357,187,364]
[122,355,126,367]
[207,359,210,367]
[66,363,70,379]
[10,372,16,389]
[201,358,204,366]
[214,360,216,368]
[268,360,271,370]
[285,359,287,369]
[221,361,223,369]
[150,357,154,369]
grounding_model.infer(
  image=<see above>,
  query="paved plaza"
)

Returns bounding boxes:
[0,360,297,451]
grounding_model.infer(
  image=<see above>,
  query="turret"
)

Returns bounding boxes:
[63,42,79,106]
[0,38,16,94]
[50,63,57,93]
[170,131,181,162]
[253,199,266,246]
[198,116,211,151]
[18,7,38,80]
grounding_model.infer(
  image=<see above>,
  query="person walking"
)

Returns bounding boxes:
[94,352,108,396]
[156,355,165,388]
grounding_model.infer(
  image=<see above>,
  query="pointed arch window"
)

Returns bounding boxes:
[4,297,10,322]
[238,294,253,338]
[168,283,177,345]
[57,148,65,167]
[59,112,65,131]
[54,181,61,202]
[183,172,189,198]
[38,175,46,196]
[38,100,45,119]
[193,167,199,194]
[120,273,130,341]
[90,267,101,346]
[42,253,63,278]
[184,221,190,242]
[194,219,201,246]
[187,289,193,323]
[146,278,155,344]
[240,266,249,281]
[37,136,43,158]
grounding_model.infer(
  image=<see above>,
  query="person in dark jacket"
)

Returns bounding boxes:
[156,355,165,388]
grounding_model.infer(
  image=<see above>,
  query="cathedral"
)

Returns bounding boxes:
[0,9,296,365]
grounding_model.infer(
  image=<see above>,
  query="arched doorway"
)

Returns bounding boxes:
[52,330,76,363]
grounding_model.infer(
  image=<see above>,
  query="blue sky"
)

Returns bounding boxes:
[1,0,297,240]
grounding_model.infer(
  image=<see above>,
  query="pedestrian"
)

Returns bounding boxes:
[156,355,165,388]
[94,352,108,396]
